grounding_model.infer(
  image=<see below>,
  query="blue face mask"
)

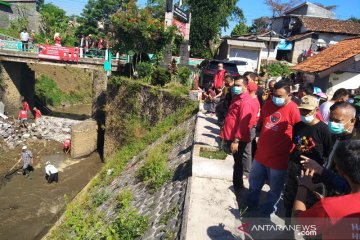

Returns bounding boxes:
[272,96,286,107]
[300,114,315,124]
[328,118,352,135]
[232,86,243,95]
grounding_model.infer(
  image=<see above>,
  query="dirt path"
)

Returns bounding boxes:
[0,141,103,240]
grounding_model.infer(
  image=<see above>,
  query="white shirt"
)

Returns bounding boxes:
[45,164,58,175]
[20,31,29,41]
[319,101,334,124]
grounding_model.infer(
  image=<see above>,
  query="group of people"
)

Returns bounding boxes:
[79,34,108,56]
[20,28,35,51]
[18,97,42,128]
[203,63,360,238]
[20,145,58,183]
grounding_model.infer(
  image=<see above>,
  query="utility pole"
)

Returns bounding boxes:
[266,11,275,67]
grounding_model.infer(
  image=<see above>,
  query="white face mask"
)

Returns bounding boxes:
[300,114,315,124]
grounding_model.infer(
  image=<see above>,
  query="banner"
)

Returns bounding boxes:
[38,44,79,62]
[172,19,186,38]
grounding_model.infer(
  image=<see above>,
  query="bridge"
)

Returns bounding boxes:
[0,39,126,118]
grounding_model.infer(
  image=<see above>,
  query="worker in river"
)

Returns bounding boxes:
[21,146,33,177]
[45,161,59,183]
[63,138,71,154]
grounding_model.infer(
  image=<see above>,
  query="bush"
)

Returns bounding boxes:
[151,68,171,86]
[136,62,153,79]
[112,209,149,240]
[267,63,292,77]
[177,66,192,85]
[35,75,63,106]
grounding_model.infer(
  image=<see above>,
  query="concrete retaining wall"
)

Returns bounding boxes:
[71,119,98,158]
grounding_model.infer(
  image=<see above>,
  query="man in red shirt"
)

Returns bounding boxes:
[213,63,226,92]
[243,82,260,178]
[33,107,41,123]
[63,139,71,154]
[222,77,253,189]
[245,81,300,216]
[18,108,28,128]
[293,140,360,239]
[23,100,30,112]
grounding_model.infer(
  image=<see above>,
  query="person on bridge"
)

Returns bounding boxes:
[33,107,42,123]
[63,138,71,154]
[20,28,29,51]
[54,33,61,46]
[45,161,59,183]
[18,108,28,128]
[21,146,33,177]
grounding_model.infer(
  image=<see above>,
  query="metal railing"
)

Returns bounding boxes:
[0,39,130,62]
[0,39,38,52]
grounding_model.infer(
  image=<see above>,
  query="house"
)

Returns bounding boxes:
[217,31,282,72]
[0,0,41,32]
[272,2,360,63]
[292,37,360,98]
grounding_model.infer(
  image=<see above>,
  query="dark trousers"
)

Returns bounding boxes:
[45,173,59,183]
[242,127,257,177]
[23,165,33,175]
[22,41,28,51]
[232,141,247,188]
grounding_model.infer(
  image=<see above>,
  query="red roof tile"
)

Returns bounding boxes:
[292,37,360,73]
[299,16,360,35]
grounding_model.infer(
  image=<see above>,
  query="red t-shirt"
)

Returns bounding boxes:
[34,109,41,119]
[64,139,71,148]
[19,110,27,119]
[255,100,300,170]
[297,192,360,239]
[249,96,260,127]
[23,101,29,111]
[213,70,226,90]
[222,91,253,142]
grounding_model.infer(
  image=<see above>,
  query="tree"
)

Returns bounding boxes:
[231,22,249,37]
[40,3,68,37]
[249,17,271,34]
[348,17,360,23]
[188,0,243,58]
[264,0,301,16]
[77,0,128,37]
[110,0,176,55]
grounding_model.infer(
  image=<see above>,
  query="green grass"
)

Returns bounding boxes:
[199,149,228,160]
[159,206,179,225]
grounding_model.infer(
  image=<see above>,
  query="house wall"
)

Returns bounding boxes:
[260,42,278,60]
[317,33,351,44]
[272,18,285,34]
[326,72,360,98]
[0,1,40,32]
[286,3,335,18]
[292,36,313,63]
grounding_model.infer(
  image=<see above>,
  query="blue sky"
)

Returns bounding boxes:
[45,0,360,35]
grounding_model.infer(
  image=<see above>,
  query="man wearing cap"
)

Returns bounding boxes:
[45,161,59,183]
[283,95,333,223]
[21,146,33,177]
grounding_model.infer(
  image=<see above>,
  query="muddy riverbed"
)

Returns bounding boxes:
[0,139,103,240]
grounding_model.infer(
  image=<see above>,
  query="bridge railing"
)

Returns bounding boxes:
[0,39,38,52]
[0,39,129,62]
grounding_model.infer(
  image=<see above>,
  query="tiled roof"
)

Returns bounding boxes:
[292,37,360,73]
[287,32,314,42]
[299,16,360,35]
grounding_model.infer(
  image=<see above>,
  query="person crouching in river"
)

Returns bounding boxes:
[45,161,58,183]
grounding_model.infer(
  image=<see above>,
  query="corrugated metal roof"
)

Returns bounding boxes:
[227,39,266,49]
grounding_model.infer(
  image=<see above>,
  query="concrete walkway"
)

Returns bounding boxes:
[182,111,291,240]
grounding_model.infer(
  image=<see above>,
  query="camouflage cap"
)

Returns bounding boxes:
[298,95,319,110]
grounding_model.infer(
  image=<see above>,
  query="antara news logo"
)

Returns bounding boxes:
[238,223,317,239]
